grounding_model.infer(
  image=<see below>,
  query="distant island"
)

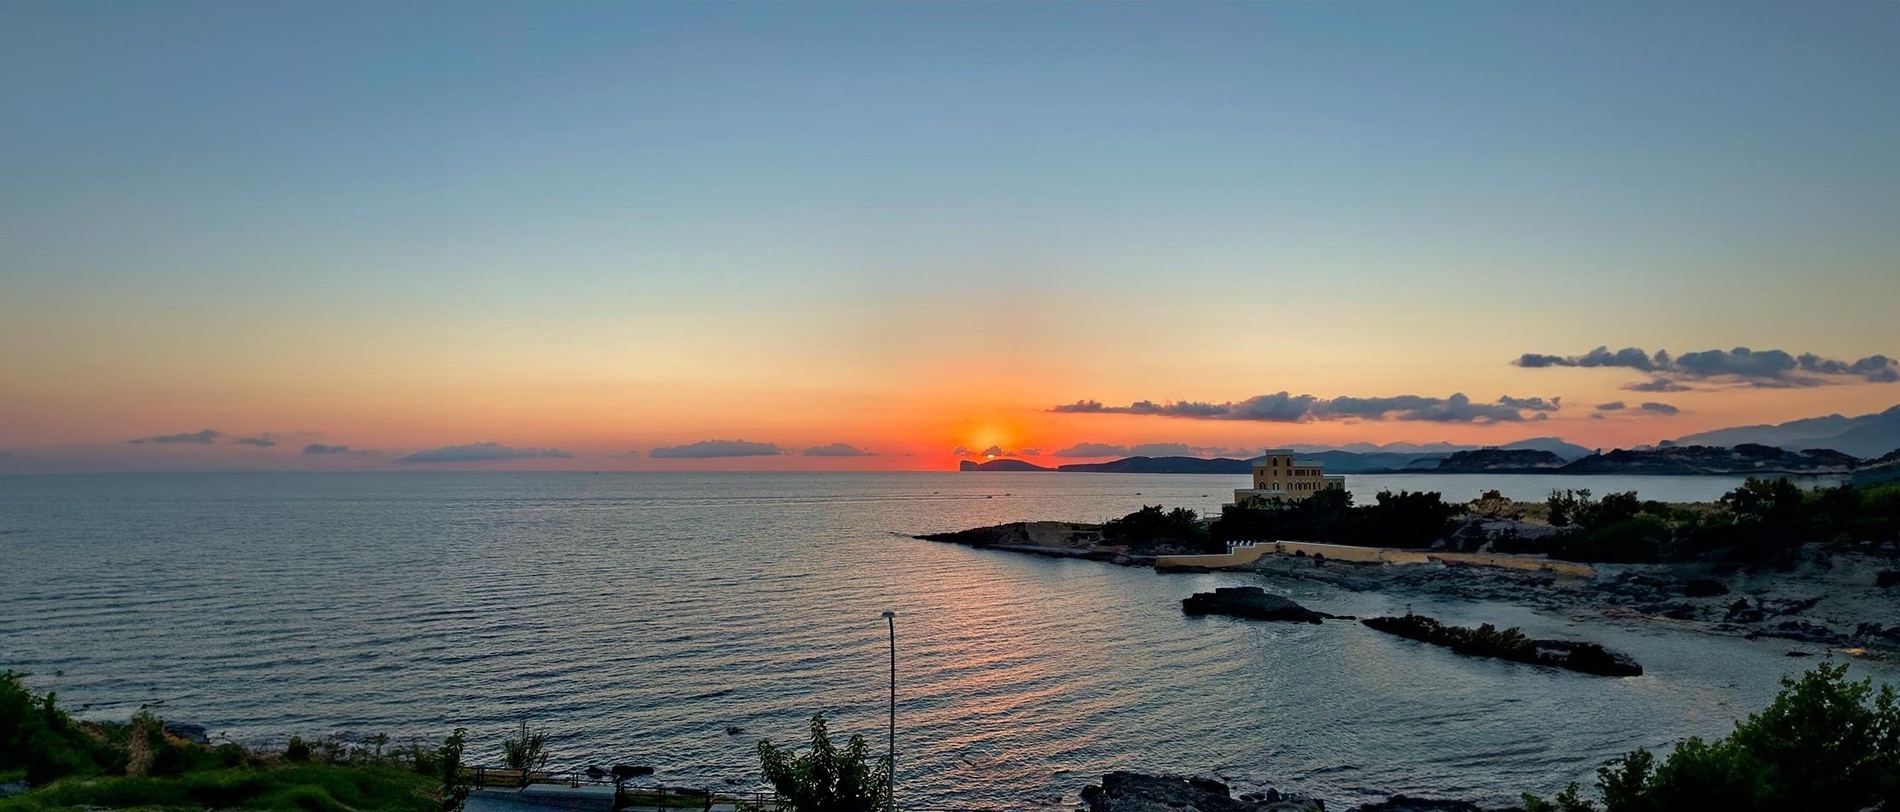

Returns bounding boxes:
[963,443,1894,481]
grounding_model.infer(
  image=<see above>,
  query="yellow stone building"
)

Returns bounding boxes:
[1233,449,1346,506]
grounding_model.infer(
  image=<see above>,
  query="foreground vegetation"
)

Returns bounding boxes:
[757,714,891,812]
[1524,662,1899,812]
[0,669,466,811]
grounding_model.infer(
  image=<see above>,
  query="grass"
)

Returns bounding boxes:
[0,762,438,812]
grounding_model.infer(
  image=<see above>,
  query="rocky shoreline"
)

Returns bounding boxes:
[1242,547,1900,655]
[914,523,1900,656]
[1083,771,1495,812]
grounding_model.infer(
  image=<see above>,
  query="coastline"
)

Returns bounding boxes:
[914,523,1900,656]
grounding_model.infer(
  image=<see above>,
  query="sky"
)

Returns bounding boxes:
[2,1,1898,473]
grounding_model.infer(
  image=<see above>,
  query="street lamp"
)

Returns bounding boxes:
[881,610,896,811]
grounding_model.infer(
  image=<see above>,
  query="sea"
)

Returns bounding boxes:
[0,471,1888,808]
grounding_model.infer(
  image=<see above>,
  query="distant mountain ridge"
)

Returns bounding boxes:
[1674,405,1900,458]
[1280,436,1593,461]
[956,411,1900,476]
[1560,444,1861,476]
[962,442,1880,477]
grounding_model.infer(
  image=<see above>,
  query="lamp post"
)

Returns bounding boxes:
[881,610,896,811]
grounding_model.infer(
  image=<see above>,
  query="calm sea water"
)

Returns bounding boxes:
[0,472,1887,807]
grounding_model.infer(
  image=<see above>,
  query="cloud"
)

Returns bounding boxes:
[649,440,785,459]
[1497,396,1562,412]
[1640,401,1681,415]
[1053,442,1130,458]
[1516,346,1898,387]
[1049,443,1256,459]
[1596,401,1628,411]
[1624,378,1693,392]
[1051,398,1251,418]
[1053,442,1204,457]
[1048,392,1549,424]
[396,442,573,463]
[234,436,276,448]
[1797,352,1900,383]
[1673,348,1799,381]
[303,444,354,455]
[128,429,221,445]
[802,443,877,457]
[1514,346,1663,371]
[955,445,1025,457]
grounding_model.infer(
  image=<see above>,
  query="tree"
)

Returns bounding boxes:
[758,714,892,812]
[437,728,471,812]
[1103,505,1209,551]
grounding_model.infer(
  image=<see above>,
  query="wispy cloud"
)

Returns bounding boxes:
[128,429,221,444]
[954,445,1027,457]
[1595,401,1627,411]
[1624,378,1693,393]
[1515,345,1898,388]
[234,436,276,448]
[802,443,877,457]
[650,440,785,459]
[396,442,573,463]
[1640,401,1681,415]
[303,444,355,455]
[1051,392,1556,423]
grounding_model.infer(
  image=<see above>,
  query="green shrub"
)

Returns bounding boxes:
[0,671,120,785]
[757,714,890,812]
[1524,662,1900,812]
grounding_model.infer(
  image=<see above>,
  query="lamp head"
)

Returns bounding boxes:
[881,611,896,619]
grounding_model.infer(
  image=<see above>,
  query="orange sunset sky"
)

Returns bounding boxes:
[3,3,1898,473]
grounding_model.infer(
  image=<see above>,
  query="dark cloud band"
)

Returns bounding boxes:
[1051,392,1556,423]
[128,429,221,444]
[1516,346,1897,387]
[650,440,785,459]
[396,442,572,463]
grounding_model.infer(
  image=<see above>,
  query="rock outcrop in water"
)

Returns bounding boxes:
[1181,587,1329,624]
[1081,772,1323,812]
[1361,614,1642,676]
[1080,772,1495,812]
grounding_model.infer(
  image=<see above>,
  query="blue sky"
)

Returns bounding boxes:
[2,1,1897,470]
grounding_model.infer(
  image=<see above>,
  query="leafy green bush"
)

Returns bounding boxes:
[0,671,121,785]
[1556,515,1668,563]
[1524,662,1900,812]
[1103,505,1209,551]
[757,714,890,812]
